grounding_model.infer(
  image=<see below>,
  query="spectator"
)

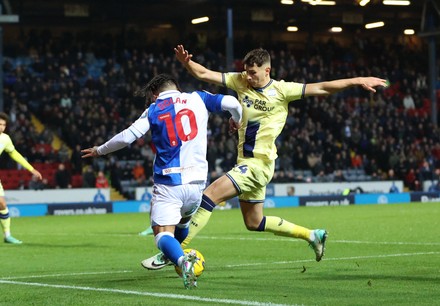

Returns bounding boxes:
[387,169,398,181]
[132,161,146,186]
[418,159,433,182]
[287,186,295,196]
[428,180,440,192]
[82,165,96,188]
[402,89,415,110]
[333,169,346,182]
[110,161,123,193]
[28,174,48,190]
[55,163,72,188]
[60,93,72,108]
[351,151,363,169]
[95,170,109,188]
[70,144,83,174]
[313,170,330,183]
[58,143,70,163]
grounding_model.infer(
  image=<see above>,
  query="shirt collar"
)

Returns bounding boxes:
[158,90,181,99]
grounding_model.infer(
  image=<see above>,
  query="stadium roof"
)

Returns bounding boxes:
[2,0,435,37]
[0,0,440,44]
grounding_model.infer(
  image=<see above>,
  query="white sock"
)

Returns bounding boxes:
[309,231,315,242]
[177,256,184,267]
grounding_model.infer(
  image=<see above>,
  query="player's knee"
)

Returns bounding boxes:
[244,221,260,231]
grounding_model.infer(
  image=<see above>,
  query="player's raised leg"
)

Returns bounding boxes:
[240,201,328,261]
[181,175,238,247]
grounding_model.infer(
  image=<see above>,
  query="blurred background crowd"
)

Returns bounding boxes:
[1,29,439,197]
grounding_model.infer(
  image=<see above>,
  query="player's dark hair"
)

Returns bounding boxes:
[135,74,181,104]
[0,112,9,123]
[243,48,271,67]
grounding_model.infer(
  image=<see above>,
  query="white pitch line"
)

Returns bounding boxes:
[197,236,440,246]
[225,251,440,267]
[330,240,440,246]
[18,233,440,246]
[0,280,297,306]
[1,270,133,280]
[1,252,439,304]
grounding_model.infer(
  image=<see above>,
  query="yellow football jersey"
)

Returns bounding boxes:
[0,133,15,156]
[223,72,305,161]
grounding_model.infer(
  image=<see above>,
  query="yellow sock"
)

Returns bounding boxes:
[265,216,311,241]
[181,207,212,248]
[0,208,11,236]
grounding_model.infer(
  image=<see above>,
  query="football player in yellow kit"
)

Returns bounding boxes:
[0,112,42,244]
[142,45,387,269]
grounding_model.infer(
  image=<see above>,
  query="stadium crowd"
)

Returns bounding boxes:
[1,29,439,194]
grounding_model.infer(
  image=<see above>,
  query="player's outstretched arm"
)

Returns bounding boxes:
[31,169,43,180]
[81,146,100,158]
[220,95,242,134]
[82,127,140,158]
[174,44,223,86]
[8,150,42,180]
[304,77,388,97]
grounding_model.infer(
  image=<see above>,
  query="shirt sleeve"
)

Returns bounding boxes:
[280,80,306,102]
[97,109,150,155]
[3,134,15,153]
[195,90,223,113]
[195,91,242,123]
[9,150,34,171]
[220,95,242,123]
[223,72,243,91]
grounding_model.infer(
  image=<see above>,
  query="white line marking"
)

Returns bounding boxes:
[1,252,438,304]
[331,240,440,246]
[197,236,440,246]
[1,270,133,280]
[21,233,440,246]
[225,251,440,267]
[0,280,296,306]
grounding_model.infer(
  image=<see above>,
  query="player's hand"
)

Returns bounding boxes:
[174,44,193,64]
[81,146,99,158]
[228,118,241,135]
[359,77,389,93]
[31,169,43,180]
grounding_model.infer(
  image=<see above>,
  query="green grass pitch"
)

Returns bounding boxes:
[1,202,440,305]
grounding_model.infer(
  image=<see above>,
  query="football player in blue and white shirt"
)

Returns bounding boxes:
[82,74,242,288]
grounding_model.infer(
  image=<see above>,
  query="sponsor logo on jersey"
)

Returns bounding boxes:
[241,96,274,112]
[162,165,195,175]
[243,95,253,108]
[267,89,277,97]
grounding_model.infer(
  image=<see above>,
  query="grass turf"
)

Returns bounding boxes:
[1,202,440,305]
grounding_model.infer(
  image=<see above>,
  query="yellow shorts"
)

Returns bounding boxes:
[226,157,274,202]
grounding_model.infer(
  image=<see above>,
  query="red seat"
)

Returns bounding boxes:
[71,175,83,188]
[34,143,52,155]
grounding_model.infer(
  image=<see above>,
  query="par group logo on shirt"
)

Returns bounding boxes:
[242,96,274,112]
[243,96,253,108]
